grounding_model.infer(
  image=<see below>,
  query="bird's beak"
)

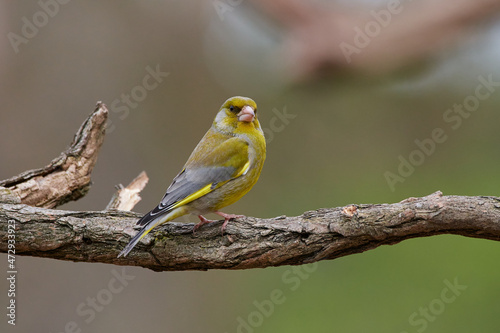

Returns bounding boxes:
[238,105,255,123]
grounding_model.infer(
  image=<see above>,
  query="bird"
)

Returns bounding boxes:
[118,96,266,258]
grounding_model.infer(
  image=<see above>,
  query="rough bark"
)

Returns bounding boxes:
[1,192,499,272]
[0,102,107,208]
[0,102,498,272]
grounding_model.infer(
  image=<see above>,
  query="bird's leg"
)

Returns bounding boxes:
[193,212,244,234]
[215,211,244,234]
[193,215,216,233]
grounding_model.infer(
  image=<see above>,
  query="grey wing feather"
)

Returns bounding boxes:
[136,166,236,226]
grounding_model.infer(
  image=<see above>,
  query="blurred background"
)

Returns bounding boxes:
[1,1,500,332]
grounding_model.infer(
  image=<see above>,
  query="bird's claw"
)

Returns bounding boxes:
[193,212,244,235]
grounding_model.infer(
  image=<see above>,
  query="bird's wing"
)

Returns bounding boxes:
[136,137,250,226]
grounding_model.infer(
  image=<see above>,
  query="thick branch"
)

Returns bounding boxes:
[0,103,498,271]
[0,102,108,208]
[1,191,499,271]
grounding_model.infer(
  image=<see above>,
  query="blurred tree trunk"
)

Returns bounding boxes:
[249,0,500,80]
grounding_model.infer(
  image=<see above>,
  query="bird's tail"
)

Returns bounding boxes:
[118,207,186,258]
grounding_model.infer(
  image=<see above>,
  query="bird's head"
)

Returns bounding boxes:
[214,96,262,135]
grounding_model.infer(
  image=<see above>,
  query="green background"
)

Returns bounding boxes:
[1,1,499,332]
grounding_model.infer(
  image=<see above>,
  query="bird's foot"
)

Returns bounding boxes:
[215,211,244,235]
[193,215,216,233]
[193,212,244,235]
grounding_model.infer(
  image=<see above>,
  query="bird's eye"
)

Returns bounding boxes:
[229,105,235,112]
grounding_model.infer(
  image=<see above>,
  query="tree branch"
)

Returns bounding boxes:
[105,171,149,211]
[0,102,107,208]
[0,102,498,272]
[1,192,499,271]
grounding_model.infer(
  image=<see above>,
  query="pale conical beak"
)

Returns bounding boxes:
[238,105,255,123]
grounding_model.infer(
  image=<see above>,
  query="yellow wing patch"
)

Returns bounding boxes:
[170,183,214,210]
[235,160,250,178]
[169,136,251,210]
[169,160,250,210]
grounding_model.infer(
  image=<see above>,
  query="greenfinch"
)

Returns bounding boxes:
[118,96,266,257]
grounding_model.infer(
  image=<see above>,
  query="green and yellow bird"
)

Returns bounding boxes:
[118,96,266,257]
